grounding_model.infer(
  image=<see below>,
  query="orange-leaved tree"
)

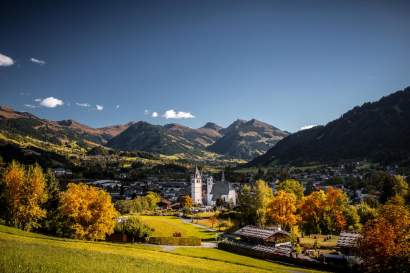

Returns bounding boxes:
[359,203,410,273]
[2,161,48,231]
[300,190,327,234]
[325,187,349,233]
[58,183,118,240]
[267,190,298,230]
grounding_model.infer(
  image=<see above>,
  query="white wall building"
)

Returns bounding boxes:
[191,167,203,205]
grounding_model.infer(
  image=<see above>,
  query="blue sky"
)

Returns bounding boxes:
[1,0,409,132]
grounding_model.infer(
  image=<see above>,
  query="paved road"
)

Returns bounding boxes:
[161,242,217,251]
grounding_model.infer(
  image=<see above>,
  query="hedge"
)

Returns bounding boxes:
[148,236,201,246]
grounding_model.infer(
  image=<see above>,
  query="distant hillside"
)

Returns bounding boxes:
[248,86,410,166]
[106,121,199,155]
[107,119,286,160]
[207,119,289,160]
[107,121,223,156]
[0,106,130,146]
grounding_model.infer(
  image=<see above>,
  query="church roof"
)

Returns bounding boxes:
[195,166,201,176]
[211,179,232,200]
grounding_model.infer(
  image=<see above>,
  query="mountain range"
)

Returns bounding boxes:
[0,106,288,160]
[106,119,288,159]
[3,86,409,165]
[249,86,410,166]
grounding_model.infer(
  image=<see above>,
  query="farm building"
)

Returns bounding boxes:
[234,226,290,247]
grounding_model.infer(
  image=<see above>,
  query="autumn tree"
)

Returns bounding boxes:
[180,195,193,209]
[58,183,118,240]
[2,161,48,231]
[209,215,218,228]
[300,190,327,234]
[267,190,298,230]
[359,203,410,272]
[356,202,378,225]
[276,179,304,201]
[145,191,161,210]
[380,174,409,203]
[325,187,348,234]
[254,180,273,227]
[343,205,361,231]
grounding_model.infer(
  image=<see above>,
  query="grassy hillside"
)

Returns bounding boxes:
[0,225,327,273]
[140,216,215,240]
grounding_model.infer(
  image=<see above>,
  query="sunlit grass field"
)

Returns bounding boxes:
[0,225,327,273]
[299,235,339,249]
[140,216,216,239]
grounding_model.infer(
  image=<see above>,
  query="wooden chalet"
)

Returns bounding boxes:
[234,226,290,247]
[157,198,172,210]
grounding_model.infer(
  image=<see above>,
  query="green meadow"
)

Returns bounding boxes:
[0,225,327,273]
[140,216,216,239]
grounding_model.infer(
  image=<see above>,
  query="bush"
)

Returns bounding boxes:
[172,231,182,237]
[116,216,152,242]
[148,236,201,246]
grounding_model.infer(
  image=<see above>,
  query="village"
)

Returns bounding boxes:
[58,165,390,272]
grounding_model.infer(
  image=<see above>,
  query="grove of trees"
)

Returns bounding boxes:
[237,179,361,234]
[115,191,161,214]
[0,161,119,240]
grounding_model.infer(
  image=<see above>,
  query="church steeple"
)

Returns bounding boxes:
[195,166,201,180]
[191,166,203,205]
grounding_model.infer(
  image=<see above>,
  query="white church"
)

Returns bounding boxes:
[191,167,237,206]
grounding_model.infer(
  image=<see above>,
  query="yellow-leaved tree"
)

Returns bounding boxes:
[267,190,298,230]
[59,183,118,240]
[2,161,48,231]
[254,180,273,227]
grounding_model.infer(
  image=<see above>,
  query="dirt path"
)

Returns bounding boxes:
[179,217,218,232]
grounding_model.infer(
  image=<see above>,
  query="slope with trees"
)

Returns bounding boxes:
[249,86,410,166]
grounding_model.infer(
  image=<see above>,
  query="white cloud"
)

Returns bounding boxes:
[30,57,46,65]
[116,105,120,109]
[162,109,195,119]
[76,102,91,107]
[24,104,37,109]
[152,111,159,118]
[39,97,64,108]
[0,53,14,66]
[96,105,104,111]
[300,124,317,131]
